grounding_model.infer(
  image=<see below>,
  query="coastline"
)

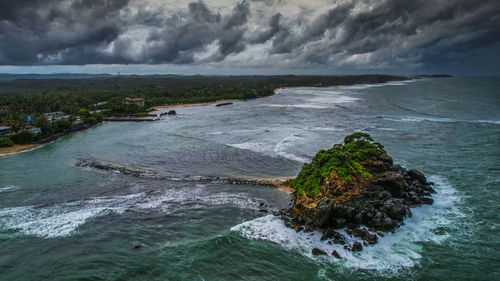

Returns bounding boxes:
[0,121,102,156]
[0,144,39,155]
[150,77,412,111]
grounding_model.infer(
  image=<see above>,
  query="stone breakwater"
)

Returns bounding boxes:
[75,158,284,187]
[278,152,435,255]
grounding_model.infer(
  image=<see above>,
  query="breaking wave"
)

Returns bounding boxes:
[386,116,500,125]
[0,187,273,239]
[228,135,310,163]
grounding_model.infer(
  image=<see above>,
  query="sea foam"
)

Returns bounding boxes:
[231,175,467,277]
[0,186,271,239]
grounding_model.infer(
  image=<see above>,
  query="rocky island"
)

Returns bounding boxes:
[278,133,435,255]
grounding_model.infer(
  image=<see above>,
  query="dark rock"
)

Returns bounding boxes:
[167,110,176,115]
[408,169,426,185]
[373,172,407,197]
[378,153,393,165]
[424,184,436,193]
[378,190,392,200]
[350,227,367,237]
[332,250,342,259]
[346,207,356,219]
[349,227,378,244]
[352,242,363,252]
[312,248,327,256]
[421,197,434,205]
[383,198,407,220]
[304,223,314,232]
[314,199,334,227]
[321,228,335,240]
[333,218,347,228]
[383,216,396,229]
[363,232,378,244]
[354,213,364,224]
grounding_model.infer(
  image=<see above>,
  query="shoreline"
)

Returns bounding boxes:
[150,78,413,111]
[0,143,40,155]
[0,121,102,156]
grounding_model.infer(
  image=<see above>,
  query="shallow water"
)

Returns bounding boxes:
[0,77,499,280]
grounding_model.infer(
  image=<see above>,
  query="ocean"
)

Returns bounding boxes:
[0,77,499,280]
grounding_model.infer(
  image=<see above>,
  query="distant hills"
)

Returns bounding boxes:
[0,73,113,81]
[0,73,454,81]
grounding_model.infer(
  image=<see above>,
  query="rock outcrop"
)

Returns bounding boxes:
[279,133,435,252]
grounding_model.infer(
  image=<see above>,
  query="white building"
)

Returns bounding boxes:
[124,98,145,107]
[0,124,10,135]
[44,112,69,122]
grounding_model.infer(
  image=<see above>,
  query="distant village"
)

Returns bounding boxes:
[0,97,146,147]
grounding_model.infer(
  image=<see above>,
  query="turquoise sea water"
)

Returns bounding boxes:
[0,77,499,280]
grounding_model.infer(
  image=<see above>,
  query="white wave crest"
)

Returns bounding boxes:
[388,116,500,125]
[0,187,271,239]
[274,134,310,163]
[227,142,274,153]
[0,185,18,193]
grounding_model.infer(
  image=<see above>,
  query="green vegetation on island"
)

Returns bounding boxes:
[288,133,385,196]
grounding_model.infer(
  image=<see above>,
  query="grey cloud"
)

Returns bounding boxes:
[250,13,282,44]
[0,0,498,73]
[145,1,251,64]
[0,0,130,65]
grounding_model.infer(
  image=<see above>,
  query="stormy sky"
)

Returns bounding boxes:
[0,0,499,75]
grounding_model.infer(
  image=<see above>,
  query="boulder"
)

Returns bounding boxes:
[312,248,327,256]
[351,242,363,252]
[332,250,342,259]
[363,232,378,244]
[373,172,407,197]
[408,169,426,185]
[421,197,434,205]
[167,110,176,115]
[314,199,334,227]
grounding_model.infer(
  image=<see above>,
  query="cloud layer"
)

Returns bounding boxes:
[0,0,499,73]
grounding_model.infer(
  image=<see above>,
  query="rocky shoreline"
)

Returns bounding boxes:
[277,133,435,256]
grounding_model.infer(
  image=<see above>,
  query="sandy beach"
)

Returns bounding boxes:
[0,144,39,155]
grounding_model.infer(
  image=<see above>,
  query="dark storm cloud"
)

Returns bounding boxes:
[145,1,250,64]
[264,0,500,67]
[0,0,130,65]
[0,0,499,71]
[249,13,282,44]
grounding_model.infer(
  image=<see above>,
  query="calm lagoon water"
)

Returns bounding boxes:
[1,77,499,280]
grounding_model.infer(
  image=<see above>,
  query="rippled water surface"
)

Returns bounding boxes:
[1,77,499,280]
